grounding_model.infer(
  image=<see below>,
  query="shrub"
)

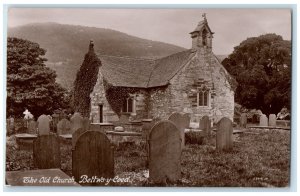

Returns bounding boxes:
[185,131,205,145]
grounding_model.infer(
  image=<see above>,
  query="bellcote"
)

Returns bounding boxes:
[190,14,214,51]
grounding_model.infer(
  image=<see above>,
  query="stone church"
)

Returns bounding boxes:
[81,17,236,124]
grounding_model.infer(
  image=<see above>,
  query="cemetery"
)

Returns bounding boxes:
[5,13,291,188]
[5,111,290,187]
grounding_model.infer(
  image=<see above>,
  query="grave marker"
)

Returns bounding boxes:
[216,117,233,151]
[37,114,50,135]
[240,113,247,128]
[200,115,211,135]
[149,120,181,183]
[269,114,276,127]
[33,135,61,169]
[70,113,84,134]
[57,119,71,135]
[259,114,268,126]
[72,131,114,185]
[168,113,189,148]
[72,128,87,149]
[27,120,37,134]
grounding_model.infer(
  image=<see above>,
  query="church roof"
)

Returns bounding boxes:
[98,49,194,88]
[190,19,214,35]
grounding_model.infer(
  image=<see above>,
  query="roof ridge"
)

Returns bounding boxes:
[97,54,155,61]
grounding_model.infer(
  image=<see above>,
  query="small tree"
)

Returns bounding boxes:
[7,37,70,118]
[222,34,291,115]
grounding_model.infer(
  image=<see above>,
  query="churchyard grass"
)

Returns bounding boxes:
[6,129,289,187]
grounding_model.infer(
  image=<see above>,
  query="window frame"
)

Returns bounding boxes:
[197,88,210,107]
[121,96,136,113]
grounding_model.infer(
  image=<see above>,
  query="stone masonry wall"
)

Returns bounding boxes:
[149,48,234,123]
[90,71,148,123]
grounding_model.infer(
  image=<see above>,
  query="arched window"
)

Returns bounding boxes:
[202,29,207,46]
[197,88,210,107]
[122,97,135,113]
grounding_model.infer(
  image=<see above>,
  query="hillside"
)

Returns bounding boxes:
[8,22,186,89]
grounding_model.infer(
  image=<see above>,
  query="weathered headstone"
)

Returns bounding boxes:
[269,114,276,127]
[70,113,84,134]
[259,114,268,126]
[37,114,50,135]
[27,120,37,134]
[240,113,247,128]
[33,135,61,169]
[72,131,114,185]
[216,117,233,151]
[149,120,181,183]
[200,115,211,135]
[82,117,91,131]
[168,113,189,148]
[57,119,71,135]
[72,128,87,149]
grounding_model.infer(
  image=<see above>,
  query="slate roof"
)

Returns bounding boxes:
[98,49,194,88]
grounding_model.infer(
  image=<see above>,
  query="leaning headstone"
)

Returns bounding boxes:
[73,131,114,185]
[216,117,233,151]
[33,135,61,169]
[27,120,37,134]
[149,120,181,183]
[72,128,87,149]
[57,119,71,135]
[70,113,84,134]
[200,115,211,135]
[240,113,247,128]
[259,114,268,126]
[269,114,276,127]
[168,113,189,148]
[37,114,50,135]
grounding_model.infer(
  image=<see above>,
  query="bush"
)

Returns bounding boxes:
[185,131,205,145]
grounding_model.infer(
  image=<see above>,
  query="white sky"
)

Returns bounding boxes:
[8,8,291,55]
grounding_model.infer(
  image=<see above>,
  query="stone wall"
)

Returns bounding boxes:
[90,72,119,123]
[149,49,234,123]
[90,72,148,123]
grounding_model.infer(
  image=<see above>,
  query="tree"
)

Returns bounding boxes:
[222,34,291,115]
[7,37,70,118]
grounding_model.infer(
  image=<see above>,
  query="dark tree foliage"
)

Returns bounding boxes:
[73,42,101,117]
[7,37,70,118]
[222,34,291,115]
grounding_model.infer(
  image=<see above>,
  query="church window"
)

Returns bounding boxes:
[197,89,210,107]
[122,97,135,113]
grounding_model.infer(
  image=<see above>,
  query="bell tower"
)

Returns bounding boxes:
[190,14,214,52]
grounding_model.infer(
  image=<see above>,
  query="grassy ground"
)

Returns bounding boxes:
[6,128,290,187]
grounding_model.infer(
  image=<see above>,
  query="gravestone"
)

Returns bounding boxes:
[70,113,84,134]
[199,115,211,135]
[149,120,181,183]
[216,117,233,151]
[240,113,247,128]
[168,113,189,148]
[259,114,268,126]
[72,131,114,185]
[269,114,276,127]
[27,120,37,134]
[57,119,71,135]
[37,114,50,135]
[33,135,61,169]
[82,118,91,131]
[72,128,87,149]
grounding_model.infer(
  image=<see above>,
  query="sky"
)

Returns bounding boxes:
[7,8,291,55]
